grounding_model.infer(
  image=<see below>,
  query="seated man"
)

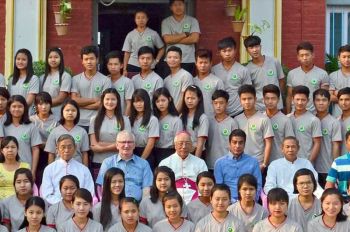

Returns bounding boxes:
[264,136,318,199]
[159,131,208,204]
[96,130,153,201]
[41,134,95,205]
[214,129,262,203]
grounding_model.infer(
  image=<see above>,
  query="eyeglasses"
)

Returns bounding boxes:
[117,141,134,145]
[297,181,313,187]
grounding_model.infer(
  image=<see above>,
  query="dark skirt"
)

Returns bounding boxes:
[134,147,156,172]
[153,147,175,167]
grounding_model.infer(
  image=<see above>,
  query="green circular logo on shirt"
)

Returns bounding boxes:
[173,80,180,87]
[272,123,279,130]
[222,128,229,136]
[144,83,152,90]
[46,126,54,133]
[162,123,170,130]
[53,79,60,86]
[22,83,29,89]
[204,84,211,91]
[95,86,102,93]
[250,124,257,131]
[267,69,274,77]
[322,128,329,135]
[347,126,350,132]
[146,36,152,42]
[310,79,317,85]
[117,85,125,92]
[231,74,238,80]
[114,124,121,132]
[74,135,81,143]
[139,125,146,132]
[228,227,234,232]
[183,23,190,29]
[20,133,29,141]
[298,125,305,132]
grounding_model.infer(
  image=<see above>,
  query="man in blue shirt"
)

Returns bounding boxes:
[214,129,262,202]
[96,130,153,201]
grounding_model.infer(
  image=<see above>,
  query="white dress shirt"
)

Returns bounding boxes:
[41,158,95,205]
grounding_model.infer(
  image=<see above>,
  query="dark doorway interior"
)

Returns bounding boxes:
[98,3,170,74]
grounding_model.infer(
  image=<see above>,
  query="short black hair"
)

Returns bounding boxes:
[212,89,229,102]
[196,171,216,185]
[346,130,350,141]
[169,0,184,6]
[292,85,310,98]
[195,49,212,62]
[138,46,155,58]
[337,87,350,99]
[338,44,350,56]
[313,88,330,102]
[238,174,257,200]
[267,187,289,205]
[243,35,261,48]
[166,46,182,58]
[229,129,246,143]
[211,184,231,201]
[0,87,10,100]
[80,45,99,59]
[297,41,314,53]
[238,84,256,97]
[105,50,123,64]
[293,168,317,194]
[263,84,280,98]
[34,92,53,115]
[217,37,236,50]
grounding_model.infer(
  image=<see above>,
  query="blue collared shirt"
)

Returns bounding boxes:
[96,154,153,201]
[214,152,262,202]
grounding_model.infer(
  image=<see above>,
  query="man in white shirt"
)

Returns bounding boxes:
[41,134,95,205]
[159,131,208,204]
[264,136,318,199]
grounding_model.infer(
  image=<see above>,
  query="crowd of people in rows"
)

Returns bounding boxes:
[0,0,350,231]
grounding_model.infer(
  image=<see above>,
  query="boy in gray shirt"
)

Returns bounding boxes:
[336,87,350,155]
[244,35,285,111]
[71,45,112,129]
[286,41,329,113]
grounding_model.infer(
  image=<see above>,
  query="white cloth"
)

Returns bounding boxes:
[264,157,318,199]
[159,153,208,204]
[41,158,95,205]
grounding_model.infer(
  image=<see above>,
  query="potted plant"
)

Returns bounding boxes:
[225,0,237,17]
[54,0,72,36]
[232,5,247,33]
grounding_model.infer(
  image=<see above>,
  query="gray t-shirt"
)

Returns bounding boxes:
[71,71,112,126]
[228,202,268,232]
[315,114,342,173]
[0,225,7,232]
[288,111,322,159]
[3,123,42,166]
[17,225,55,232]
[131,115,159,147]
[164,68,193,106]
[45,125,89,163]
[154,219,195,232]
[111,76,134,115]
[263,111,295,162]
[132,71,163,101]
[30,114,58,143]
[287,66,329,112]
[206,116,238,169]
[185,114,209,151]
[307,216,350,232]
[288,196,321,232]
[339,115,350,155]
[235,111,274,163]
[46,200,74,228]
[57,218,103,232]
[248,56,284,111]
[187,198,212,225]
[161,15,200,63]
[212,62,251,116]
[329,69,350,117]
[193,73,225,117]
[107,222,152,232]
[40,71,72,120]
[89,115,131,163]
[156,115,182,149]
[122,27,164,67]
[253,217,302,232]
[0,73,6,87]
[92,202,120,231]
[195,212,246,232]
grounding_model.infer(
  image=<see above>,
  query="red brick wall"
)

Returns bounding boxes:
[282,0,326,69]
[196,0,241,65]
[0,1,5,73]
[47,0,94,74]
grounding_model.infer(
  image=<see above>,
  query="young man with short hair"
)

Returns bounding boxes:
[286,41,329,113]
[329,44,350,117]
[313,89,342,188]
[105,50,134,116]
[161,0,200,74]
[263,84,294,163]
[132,46,164,101]
[337,87,350,155]
[287,85,322,163]
[212,37,251,117]
[244,35,285,111]
[193,48,224,117]
[164,46,193,112]
[235,84,274,170]
[71,45,112,129]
